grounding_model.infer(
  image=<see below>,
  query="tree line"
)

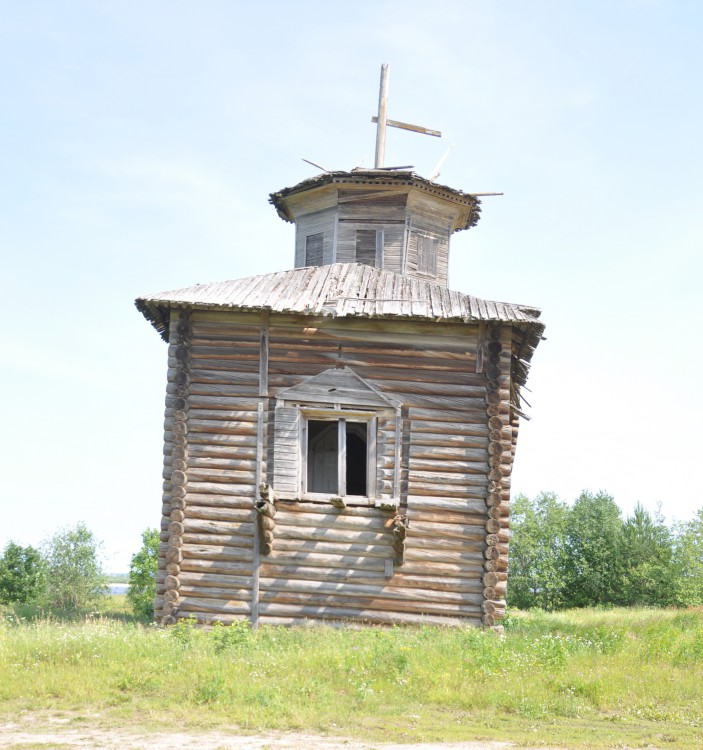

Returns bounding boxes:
[0,524,159,619]
[508,490,703,610]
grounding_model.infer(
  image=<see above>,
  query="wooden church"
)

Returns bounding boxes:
[136,69,544,629]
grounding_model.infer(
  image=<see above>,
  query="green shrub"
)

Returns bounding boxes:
[0,541,46,605]
[41,523,108,612]
[127,528,159,620]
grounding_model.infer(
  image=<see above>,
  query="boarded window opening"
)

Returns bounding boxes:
[307,419,367,496]
[305,233,324,266]
[355,229,379,267]
[416,233,438,276]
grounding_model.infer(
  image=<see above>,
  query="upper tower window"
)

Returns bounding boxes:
[305,233,323,266]
[416,232,438,277]
[355,229,382,267]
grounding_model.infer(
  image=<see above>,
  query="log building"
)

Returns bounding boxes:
[136,168,544,629]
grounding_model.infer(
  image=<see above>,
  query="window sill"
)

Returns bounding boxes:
[275,492,399,512]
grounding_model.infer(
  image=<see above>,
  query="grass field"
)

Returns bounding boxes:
[1,601,702,748]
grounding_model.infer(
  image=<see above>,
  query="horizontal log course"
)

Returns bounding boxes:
[178,443,257,459]
[408,445,488,462]
[184,493,255,509]
[188,369,261,388]
[408,520,485,542]
[258,577,486,606]
[166,431,255,449]
[183,518,256,536]
[257,602,481,628]
[258,589,482,618]
[269,320,477,348]
[275,525,388,545]
[260,563,483,593]
[187,467,257,484]
[405,534,484,554]
[167,377,259,397]
[177,596,252,615]
[394,559,483,580]
[182,409,259,424]
[274,510,394,533]
[406,496,488,513]
[271,537,392,559]
[179,583,251,603]
[184,481,256,497]
[409,469,491,486]
[408,419,489,437]
[179,569,253,588]
[182,543,255,563]
[339,369,488,392]
[262,550,388,572]
[403,544,484,564]
[409,406,486,424]
[392,456,488,475]
[409,436,489,454]
[406,508,487,527]
[188,344,262,361]
[190,313,261,330]
[182,532,256,546]
[186,456,258,471]
[185,505,255,523]
[408,482,488,497]
[186,419,259,438]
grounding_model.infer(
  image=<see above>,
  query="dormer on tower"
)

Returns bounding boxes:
[269,170,481,287]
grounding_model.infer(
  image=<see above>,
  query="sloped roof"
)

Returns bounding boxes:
[136,262,542,341]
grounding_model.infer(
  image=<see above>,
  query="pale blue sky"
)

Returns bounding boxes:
[1,1,701,571]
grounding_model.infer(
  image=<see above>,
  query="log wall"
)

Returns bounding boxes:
[155,308,518,628]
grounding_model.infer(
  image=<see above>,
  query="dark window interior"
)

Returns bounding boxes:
[307,419,367,496]
[346,422,367,496]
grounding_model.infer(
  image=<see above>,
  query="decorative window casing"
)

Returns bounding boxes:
[272,367,400,506]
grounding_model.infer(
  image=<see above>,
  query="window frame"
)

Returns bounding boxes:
[300,408,377,503]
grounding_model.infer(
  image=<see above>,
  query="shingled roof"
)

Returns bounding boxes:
[137,262,540,335]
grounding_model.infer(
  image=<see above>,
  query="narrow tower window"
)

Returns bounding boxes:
[355,229,380,267]
[305,233,324,266]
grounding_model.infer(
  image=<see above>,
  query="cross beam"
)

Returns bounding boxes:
[372,64,441,169]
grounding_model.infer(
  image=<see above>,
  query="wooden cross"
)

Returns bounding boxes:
[372,63,442,169]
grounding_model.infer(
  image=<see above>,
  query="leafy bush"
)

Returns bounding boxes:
[509,492,703,610]
[0,541,45,605]
[41,523,108,612]
[127,527,159,620]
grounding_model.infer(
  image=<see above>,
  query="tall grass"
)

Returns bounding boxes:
[1,606,702,747]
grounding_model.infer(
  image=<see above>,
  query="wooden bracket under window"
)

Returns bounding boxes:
[392,514,409,566]
[256,484,277,556]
